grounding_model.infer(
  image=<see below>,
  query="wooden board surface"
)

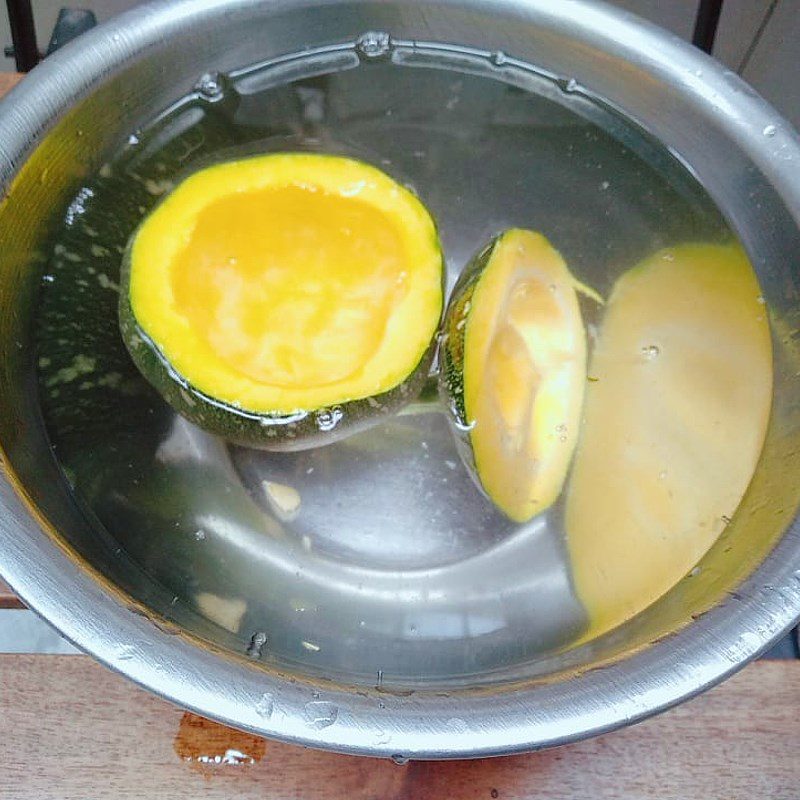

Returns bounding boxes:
[0,72,22,95]
[0,656,796,800]
[0,577,23,609]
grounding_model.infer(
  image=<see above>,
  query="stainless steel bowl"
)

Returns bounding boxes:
[1,0,799,759]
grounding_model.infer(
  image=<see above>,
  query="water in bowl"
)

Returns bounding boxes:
[33,37,767,684]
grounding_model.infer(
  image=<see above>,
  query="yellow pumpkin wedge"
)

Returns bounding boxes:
[119,153,444,449]
[439,229,594,522]
[565,243,773,638]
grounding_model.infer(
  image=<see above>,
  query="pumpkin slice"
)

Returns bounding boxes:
[439,229,592,522]
[120,153,444,449]
[565,243,773,638]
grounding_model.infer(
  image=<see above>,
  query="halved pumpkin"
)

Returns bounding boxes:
[439,229,593,522]
[120,153,444,449]
[565,243,773,638]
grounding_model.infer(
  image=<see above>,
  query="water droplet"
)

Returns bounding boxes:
[391,754,410,765]
[661,251,675,262]
[301,640,321,652]
[303,701,338,729]
[689,566,701,577]
[600,180,610,190]
[316,406,343,432]
[226,749,253,765]
[247,631,267,659]
[255,693,274,719]
[446,717,468,733]
[721,514,732,525]
[756,295,765,305]
[641,344,660,360]
[763,124,777,137]
[194,529,206,541]
[42,274,55,283]
[128,133,139,146]
[372,726,392,745]
[453,417,477,432]
[565,78,579,93]
[117,644,136,661]
[490,50,507,66]
[722,647,740,664]
[196,71,224,100]
[738,630,762,650]
[555,424,567,433]
[357,30,391,58]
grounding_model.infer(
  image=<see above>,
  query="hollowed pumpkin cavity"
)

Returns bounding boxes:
[121,153,444,448]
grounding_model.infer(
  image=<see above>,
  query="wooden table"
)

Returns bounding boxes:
[0,71,21,95]
[1,71,798,799]
[0,656,795,799]
[0,576,23,608]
